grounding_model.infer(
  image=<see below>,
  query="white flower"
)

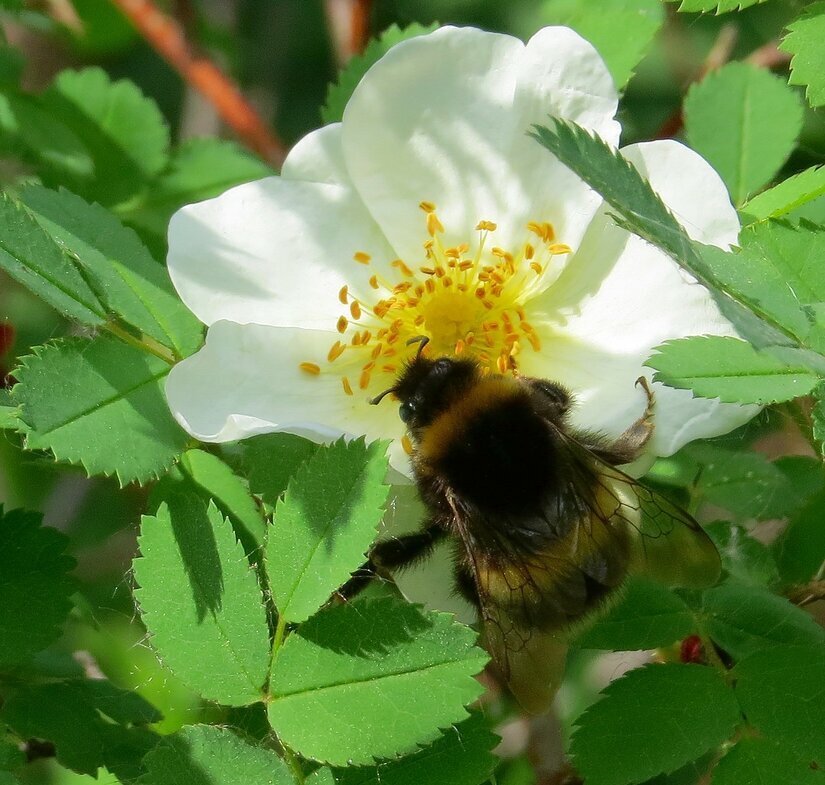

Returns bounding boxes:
[165,25,756,475]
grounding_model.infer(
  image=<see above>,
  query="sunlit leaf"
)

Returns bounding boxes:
[134,497,270,706]
[13,337,188,485]
[780,3,825,108]
[268,438,389,623]
[684,63,802,204]
[268,598,487,765]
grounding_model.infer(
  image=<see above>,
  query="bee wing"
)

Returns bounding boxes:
[481,602,568,716]
[458,540,566,715]
[558,430,721,589]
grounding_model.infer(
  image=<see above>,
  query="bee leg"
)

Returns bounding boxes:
[592,376,656,465]
[336,522,447,600]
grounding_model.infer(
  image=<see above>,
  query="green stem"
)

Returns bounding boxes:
[268,615,304,783]
[105,322,177,365]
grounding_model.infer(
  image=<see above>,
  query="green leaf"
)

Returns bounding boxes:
[712,737,825,784]
[734,644,825,763]
[140,724,294,785]
[780,3,825,109]
[0,733,25,771]
[134,500,269,706]
[575,577,695,650]
[812,380,825,458]
[702,583,824,659]
[268,438,390,623]
[670,0,767,11]
[0,681,159,777]
[124,138,273,250]
[18,185,202,358]
[268,598,488,765]
[331,712,498,785]
[687,443,795,521]
[134,496,270,706]
[234,432,321,506]
[774,455,825,516]
[684,63,803,204]
[741,166,825,224]
[322,24,438,124]
[773,487,825,585]
[0,91,93,178]
[737,220,825,339]
[0,193,105,325]
[704,522,780,587]
[41,68,170,206]
[648,336,818,404]
[153,448,267,553]
[570,663,740,785]
[528,118,795,351]
[536,0,663,89]
[0,403,19,430]
[0,506,76,667]
[13,337,189,485]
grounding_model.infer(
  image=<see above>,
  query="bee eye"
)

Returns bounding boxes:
[399,401,416,423]
[433,359,452,374]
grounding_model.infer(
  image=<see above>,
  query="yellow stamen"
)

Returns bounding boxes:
[354,251,371,265]
[342,377,353,396]
[327,341,345,362]
[299,362,321,376]
[338,285,349,304]
[402,434,414,455]
[337,316,348,333]
[350,301,362,320]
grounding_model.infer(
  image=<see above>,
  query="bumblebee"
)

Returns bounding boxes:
[351,337,721,714]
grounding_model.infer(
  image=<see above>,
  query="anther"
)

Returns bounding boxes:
[342,377,354,396]
[419,201,436,213]
[402,435,414,456]
[353,251,371,265]
[350,301,362,319]
[299,362,321,376]
[338,285,349,304]
[359,369,372,389]
[327,341,346,362]
[369,275,380,289]
[336,316,348,333]
[426,212,444,236]
[549,243,572,255]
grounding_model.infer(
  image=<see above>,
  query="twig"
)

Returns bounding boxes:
[109,0,286,167]
[746,40,792,70]
[655,23,738,139]
[324,0,372,65]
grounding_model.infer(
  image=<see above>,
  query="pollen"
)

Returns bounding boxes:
[300,203,572,417]
[402,434,414,456]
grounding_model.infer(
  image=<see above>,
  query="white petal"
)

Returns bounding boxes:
[342,26,619,264]
[165,321,411,468]
[167,177,394,328]
[281,122,350,186]
[620,140,740,248]
[524,211,757,457]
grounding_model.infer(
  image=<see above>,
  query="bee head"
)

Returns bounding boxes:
[370,341,479,430]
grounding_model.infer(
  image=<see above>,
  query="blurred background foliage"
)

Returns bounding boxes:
[1,1,824,783]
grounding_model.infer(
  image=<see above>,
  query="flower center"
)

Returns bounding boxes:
[299,202,572,403]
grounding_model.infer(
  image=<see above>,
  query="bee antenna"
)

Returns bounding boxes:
[369,386,397,406]
[406,334,430,358]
